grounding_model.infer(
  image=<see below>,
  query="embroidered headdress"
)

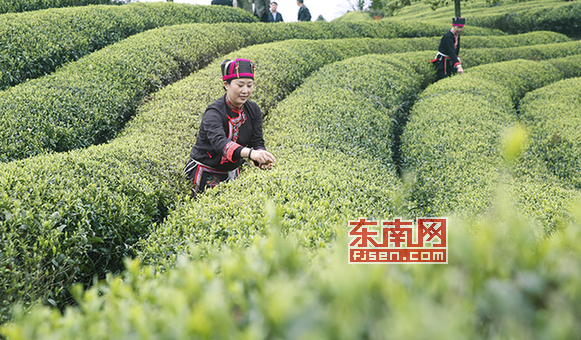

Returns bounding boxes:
[452,17,466,27]
[221,58,255,81]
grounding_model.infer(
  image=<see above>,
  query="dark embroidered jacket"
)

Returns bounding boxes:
[438,30,461,68]
[190,95,265,172]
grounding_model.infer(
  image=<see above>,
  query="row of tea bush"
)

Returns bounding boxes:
[0,0,111,14]
[389,0,581,37]
[518,77,581,190]
[9,205,581,338]
[0,2,256,91]
[400,0,561,21]
[401,55,581,229]
[6,206,581,338]
[0,29,561,163]
[467,1,581,36]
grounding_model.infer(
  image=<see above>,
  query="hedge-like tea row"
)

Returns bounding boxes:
[1,35,580,323]
[0,30,567,163]
[518,77,581,189]
[0,0,111,14]
[4,199,581,338]
[391,0,559,21]
[0,2,256,91]
[2,9,498,93]
[461,40,581,72]
[394,0,563,23]
[400,56,581,227]
[389,0,580,37]
[0,38,433,325]
[468,1,581,36]
[0,19,452,163]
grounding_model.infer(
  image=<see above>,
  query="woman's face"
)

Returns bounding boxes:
[225,78,254,108]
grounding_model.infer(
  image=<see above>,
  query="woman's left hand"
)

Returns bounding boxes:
[251,149,276,170]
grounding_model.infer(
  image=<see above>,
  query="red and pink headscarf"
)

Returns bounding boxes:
[452,17,466,27]
[221,58,255,81]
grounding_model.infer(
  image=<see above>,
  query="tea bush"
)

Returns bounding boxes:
[1,1,580,335]
[518,77,581,189]
[0,2,256,91]
[461,41,581,71]
[388,0,580,37]
[390,0,562,22]
[468,1,581,36]
[1,32,579,324]
[0,0,111,14]
[0,31,567,162]
[3,201,581,338]
[401,56,581,227]
[0,0,112,14]
[0,20,453,163]
[1,12,501,93]
[452,31,569,49]
[0,37,435,325]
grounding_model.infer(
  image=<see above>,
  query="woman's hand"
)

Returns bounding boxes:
[250,149,276,170]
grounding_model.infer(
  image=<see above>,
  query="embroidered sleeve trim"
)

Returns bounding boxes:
[223,141,242,163]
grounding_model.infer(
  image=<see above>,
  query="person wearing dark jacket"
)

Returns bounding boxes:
[430,17,465,80]
[253,0,270,22]
[264,1,283,22]
[184,58,276,196]
[211,0,233,6]
[297,0,311,22]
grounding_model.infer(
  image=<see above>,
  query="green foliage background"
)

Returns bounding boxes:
[1,0,581,337]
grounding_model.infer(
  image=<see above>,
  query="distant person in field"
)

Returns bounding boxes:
[297,0,311,22]
[430,17,465,80]
[184,59,276,197]
[211,0,233,6]
[250,0,270,22]
[264,1,283,22]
